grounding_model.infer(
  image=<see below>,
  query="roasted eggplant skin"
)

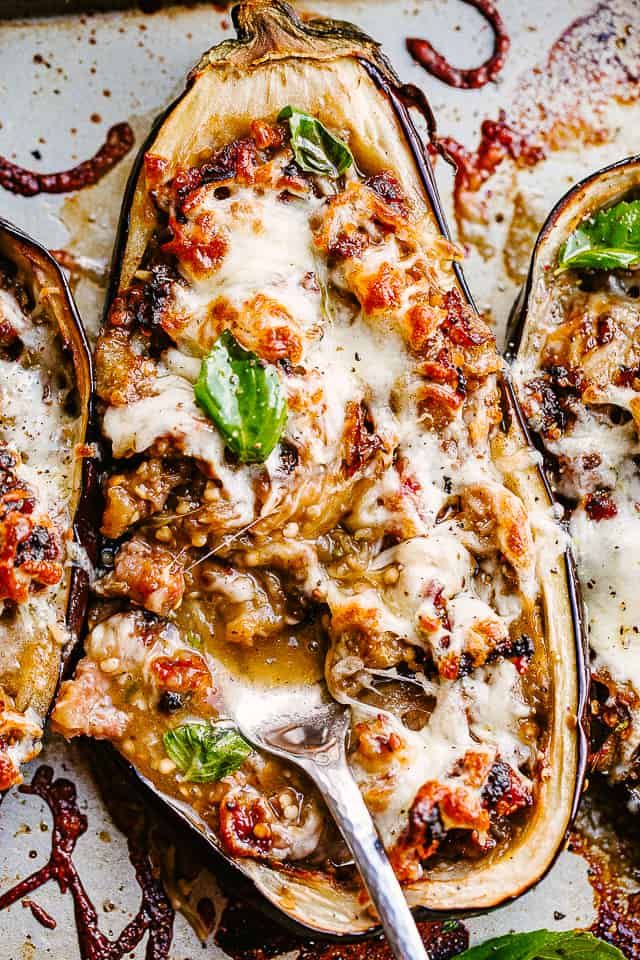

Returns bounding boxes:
[96,0,588,937]
[0,218,96,794]
[507,155,640,360]
[507,155,640,786]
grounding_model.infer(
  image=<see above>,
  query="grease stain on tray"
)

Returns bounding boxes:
[570,782,640,959]
[424,0,640,330]
[215,898,468,960]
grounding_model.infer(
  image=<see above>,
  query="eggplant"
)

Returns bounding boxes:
[52,0,587,937]
[508,155,640,790]
[0,219,94,793]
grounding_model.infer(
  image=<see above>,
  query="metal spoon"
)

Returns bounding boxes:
[224,679,430,960]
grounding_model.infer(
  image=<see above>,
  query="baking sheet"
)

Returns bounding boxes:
[0,1,638,957]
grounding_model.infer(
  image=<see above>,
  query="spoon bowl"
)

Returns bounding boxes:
[221,674,430,960]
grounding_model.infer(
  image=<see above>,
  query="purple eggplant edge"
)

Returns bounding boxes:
[505,151,640,793]
[505,152,640,361]
[0,216,98,797]
[95,4,590,940]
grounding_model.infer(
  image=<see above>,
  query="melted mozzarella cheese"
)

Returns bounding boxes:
[516,281,640,779]
[274,313,407,472]
[172,187,325,351]
[571,481,640,691]
[547,410,637,499]
[0,288,78,524]
[0,283,80,741]
[378,533,472,601]
[94,158,546,856]
[0,286,26,333]
[351,687,478,848]
[352,659,531,848]
[2,705,43,771]
[464,661,531,772]
[102,374,256,527]
[88,610,189,690]
[447,593,507,658]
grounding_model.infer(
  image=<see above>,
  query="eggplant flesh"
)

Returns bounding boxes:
[0,219,93,793]
[52,0,586,936]
[509,156,640,789]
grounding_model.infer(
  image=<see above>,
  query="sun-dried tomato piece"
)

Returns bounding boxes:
[151,653,211,695]
[0,750,19,791]
[250,119,284,151]
[342,401,382,477]
[365,171,408,214]
[584,490,618,521]
[442,289,492,347]
[218,789,274,858]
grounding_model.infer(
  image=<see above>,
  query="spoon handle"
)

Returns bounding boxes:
[308,760,430,960]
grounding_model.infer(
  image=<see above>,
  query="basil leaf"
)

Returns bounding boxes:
[163,722,252,783]
[278,105,353,179]
[459,930,625,960]
[194,330,287,463]
[558,199,640,271]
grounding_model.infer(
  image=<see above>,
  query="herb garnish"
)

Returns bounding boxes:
[163,722,252,783]
[558,199,640,272]
[459,930,625,960]
[194,330,287,463]
[278,106,353,179]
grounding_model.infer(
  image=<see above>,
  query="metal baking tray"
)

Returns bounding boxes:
[0,1,638,957]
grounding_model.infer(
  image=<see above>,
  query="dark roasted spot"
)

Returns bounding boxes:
[277,357,293,376]
[16,525,59,566]
[158,691,184,714]
[279,441,299,474]
[596,315,614,346]
[457,651,473,677]
[489,632,534,663]
[482,760,511,806]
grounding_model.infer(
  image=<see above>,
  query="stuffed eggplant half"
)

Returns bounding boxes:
[52,0,586,934]
[509,156,640,792]
[0,220,93,793]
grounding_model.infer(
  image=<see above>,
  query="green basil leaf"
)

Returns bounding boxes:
[459,930,625,960]
[163,722,252,783]
[194,330,287,463]
[558,199,640,271]
[278,105,353,179]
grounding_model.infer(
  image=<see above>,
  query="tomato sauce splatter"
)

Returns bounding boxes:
[428,1,640,232]
[0,765,174,960]
[428,114,543,222]
[407,0,509,89]
[22,898,57,929]
[0,123,134,197]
